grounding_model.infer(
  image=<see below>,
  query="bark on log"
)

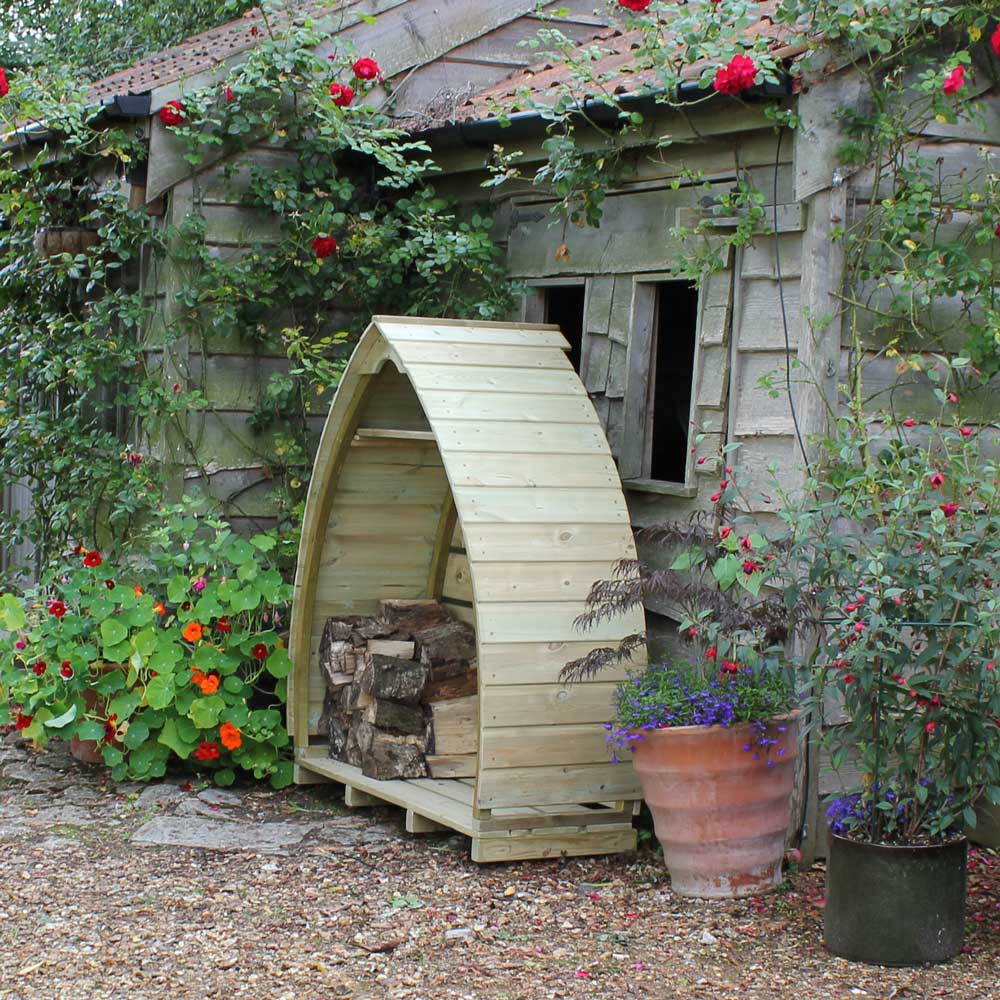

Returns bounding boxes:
[364,655,428,704]
[362,697,427,736]
[361,732,427,779]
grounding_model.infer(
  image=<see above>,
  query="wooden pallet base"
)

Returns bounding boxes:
[296,748,637,862]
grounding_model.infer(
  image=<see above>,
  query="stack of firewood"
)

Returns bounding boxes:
[317,600,478,780]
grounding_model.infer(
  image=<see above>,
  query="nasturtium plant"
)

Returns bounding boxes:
[0,503,294,788]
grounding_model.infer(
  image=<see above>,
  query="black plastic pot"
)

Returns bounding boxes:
[824,833,967,966]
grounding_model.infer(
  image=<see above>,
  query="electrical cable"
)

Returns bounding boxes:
[772,128,813,478]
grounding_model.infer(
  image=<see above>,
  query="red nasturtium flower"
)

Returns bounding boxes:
[219,722,243,751]
[311,235,338,258]
[60,661,73,679]
[0,67,8,98]
[32,661,47,676]
[153,601,167,616]
[83,550,102,567]
[993,25,1000,56]
[105,579,115,590]
[329,82,354,107]
[133,585,144,597]
[224,85,234,102]
[73,544,85,555]
[159,100,186,127]
[713,53,757,95]
[252,643,268,660]
[742,559,764,574]
[103,714,118,744]
[618,0,652,10]
[215,616,232,633]
[719,526,732,539]
[942,65,966,95]
[902,417,917,427]
[352,57,381,80]
[194,741,220,761]
[929,472,945,489]
[182,622,204,643]
[15,711,31,730]
[48,599,67,618]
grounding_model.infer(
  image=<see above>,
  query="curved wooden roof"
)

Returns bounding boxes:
[289,316,644,810]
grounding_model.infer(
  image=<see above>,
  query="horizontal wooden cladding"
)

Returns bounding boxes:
[318,536,436,575]
[482,682,618,727]
[479,639,644,686]
[405,364,587,395]
[463,523,637,562]
[419,391,596,424]
[446,452,619,489]
[391,342,572,370]
[346,437,444,464]
[471,826,636,862]
[477,762,640,809]
[378,322,570,349]
[325,502,444,537]
[441,551,474,604]
[435,420,609,454]
[470,560,623,603]
[337,462,450,501]
[453,487,627,524]
[477,601,635,643]
[481,724,609,768]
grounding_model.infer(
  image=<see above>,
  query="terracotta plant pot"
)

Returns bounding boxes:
[69,663,123,765]
[69,732,106,765]
[824,833,967,965]
[630,714,799,898]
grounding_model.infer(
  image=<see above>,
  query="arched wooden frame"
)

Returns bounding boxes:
[288,316,645,860]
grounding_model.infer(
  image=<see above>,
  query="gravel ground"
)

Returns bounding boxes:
[1,732,998,1000]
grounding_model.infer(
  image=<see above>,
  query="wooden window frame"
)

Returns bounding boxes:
[520,278,591,375]
[620,273,702,496]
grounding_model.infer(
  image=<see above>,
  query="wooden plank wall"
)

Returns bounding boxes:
[306,364,450,732]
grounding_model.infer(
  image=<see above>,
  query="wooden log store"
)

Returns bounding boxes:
[288,316,646,861]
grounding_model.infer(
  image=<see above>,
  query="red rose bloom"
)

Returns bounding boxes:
[618,0,652,9]
[311,235,338,258]
[942,65,965,95]
[352,57,381,80]
[15,711,31,730]
[720,661,740,674]
[60,662,73,679]
[713,53,757,95]
[32,661,47,676]
[48,599,67,618]
[329,82,354,107]
[0,67,8,99]
[194,741,220,762]
[252,643,268,660]
[159,100,185,127]
[706,646,717,660]
[993,25,1000,56]
[83,550,102,567]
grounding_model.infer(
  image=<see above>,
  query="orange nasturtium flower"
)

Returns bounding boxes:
[219,722,242,751]
[189,666,219,695]
[182,621,203,643]
[133,585,144,597]
[153,602,167,616]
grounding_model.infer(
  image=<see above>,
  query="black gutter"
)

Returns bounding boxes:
[413,75,793,149]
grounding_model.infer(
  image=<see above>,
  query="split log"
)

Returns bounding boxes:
[318,637,358,690]
[361,731,428,779]
[422,670,478,704]
[367,639,416,659]
[362,698,427,736]
[362,655,427,704]
[415,619,476,668]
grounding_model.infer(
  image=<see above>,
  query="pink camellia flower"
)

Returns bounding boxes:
[158,100,185,127]
[947,392,959,404]
[706,646,717,659]
[713,53,758,95]
[854,622,865,633]
[960,426,973,437]
[925,720,937,734]
[843,673,855,684]
[902,417,917,427]
[696,456,706,465]
[191,577,206,593]
[352,57,381,81]
[687,627,698,638]
[709,490,723,503]
[329,82,354,107]
[929,472,945,489]
[943,65,966,95]
[940,503,960,518]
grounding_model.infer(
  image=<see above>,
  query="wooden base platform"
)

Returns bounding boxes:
[296,747,638,862]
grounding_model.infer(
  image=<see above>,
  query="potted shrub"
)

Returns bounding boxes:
[567,449,802,898]
[0,503,296,788]
[783,399,1000,965]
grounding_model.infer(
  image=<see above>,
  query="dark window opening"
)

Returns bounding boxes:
[544,284,586,373]
[649,282,699,482]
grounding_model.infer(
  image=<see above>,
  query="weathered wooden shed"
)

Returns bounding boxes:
[288,315,645,860]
